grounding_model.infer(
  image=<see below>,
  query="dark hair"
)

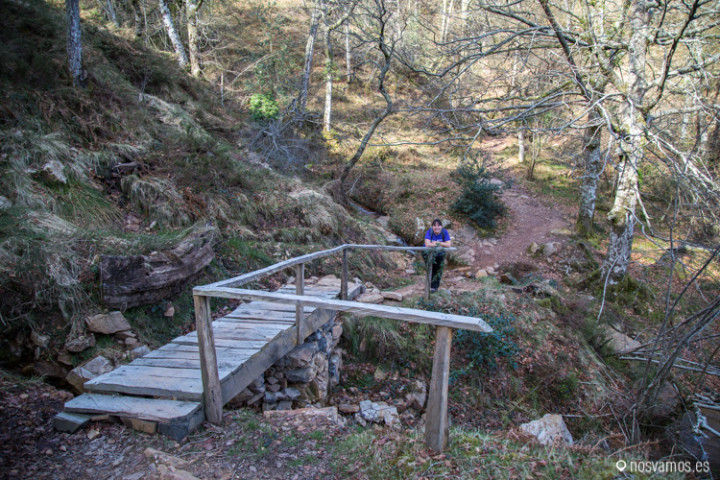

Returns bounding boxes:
[432,219,442,226]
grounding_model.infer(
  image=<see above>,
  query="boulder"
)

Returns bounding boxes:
[0,196,12,210]
[66,356,114,392]
[35,160,68,185]
[405,380,427,409]
[542,242,559,257]
[357,292,384,304]
[381,291,403,302]
[317,275,341,287]
[519,414,574,446]
[475,269,488,279]
[359,400,399,426]
[86,312,131,335]
[130,345,151,359]
[338,404,360,414]
[287,342,319,368]
[604,329,642,355]
[31,331,51,349]
[65,335,96,353]
[529,242,541,254]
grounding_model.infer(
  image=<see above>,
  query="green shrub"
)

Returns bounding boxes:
[450,157,506,229]
[453,313,520,373]
[248,93,280,121]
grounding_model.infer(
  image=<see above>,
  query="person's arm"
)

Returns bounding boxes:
[436,230,452,248]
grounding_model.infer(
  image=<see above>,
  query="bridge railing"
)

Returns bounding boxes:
[193,244,491,451]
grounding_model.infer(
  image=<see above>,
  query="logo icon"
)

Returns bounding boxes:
[616,460,627,472]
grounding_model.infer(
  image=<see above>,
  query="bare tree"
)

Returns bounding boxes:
[298,1,322,114]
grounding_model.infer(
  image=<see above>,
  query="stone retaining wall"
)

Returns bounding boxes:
[229,315,343,411]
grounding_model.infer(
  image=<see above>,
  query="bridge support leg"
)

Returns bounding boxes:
[341,249,348,300]
[194,294,223,425]
[425,326,453,451]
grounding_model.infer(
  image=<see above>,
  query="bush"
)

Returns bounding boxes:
[248,93,280,121]
[453,313,520,373]
[450,157,506,229]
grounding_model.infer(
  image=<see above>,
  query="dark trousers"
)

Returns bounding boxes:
[422,250,446,289]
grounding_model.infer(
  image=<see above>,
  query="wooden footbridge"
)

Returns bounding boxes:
[56,245,491,450]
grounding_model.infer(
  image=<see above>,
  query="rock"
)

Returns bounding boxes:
[381,291,403,302]
[57,352,74,366]
[405,380,427,409]
[489,178,504,187]
[287,342,319,368]
[317,275,341,287]
[130,345,151,359]
[125,337,139,347]
[374,366,387,381]
[542,242,559,257]
[163,303,175,318]
[284,387,302,401]
[114,330,136,340]
[338,404,360,414]
[647,382,682,419]
[519,414,574,446]
[604,328,642,355]
[266,383,281,393]
[529,242,541,254]
[266,376,279,385]
[65,335,96,353]
[31,331,51,349]
[551,228,573,236]
[144,448,189,468]
[264,406,345,427]
[287,366,315,383]
[376,216,390,229]
[359,400,399,426]
[414,218,426,242]
[357,292,384,304]
[35,160,68,185]
[66,356,114,392]
[475,269,488,279]
[457,249,476,264]
[86,311,131,335]
[0,196,12,210]
[34,361,68,380]
[329,350,342,386]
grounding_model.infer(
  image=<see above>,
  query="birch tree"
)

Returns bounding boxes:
[158,0,188,68]
[297,1,322,114]
[186,0,202,76]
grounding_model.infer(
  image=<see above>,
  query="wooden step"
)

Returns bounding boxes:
[63,393,204,440]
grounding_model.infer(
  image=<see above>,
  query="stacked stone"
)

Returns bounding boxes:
[231,317,344,411]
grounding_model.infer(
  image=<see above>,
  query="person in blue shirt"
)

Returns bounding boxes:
[423,219,452,292]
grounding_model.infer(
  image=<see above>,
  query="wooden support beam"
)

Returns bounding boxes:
[425,253,431,302]
[295,263,304,345]
[194,294,223,424]
[341,249,348,300]
[425,326,453,451]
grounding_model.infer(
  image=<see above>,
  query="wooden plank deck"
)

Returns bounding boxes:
[57,282,363,439]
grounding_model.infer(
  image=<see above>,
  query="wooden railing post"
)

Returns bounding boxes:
[425,325,453,451]
[341,248,348,300]
[194,294,223,424]
[295,263,304,344]
[424,250,432,302]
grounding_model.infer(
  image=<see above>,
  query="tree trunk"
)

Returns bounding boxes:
[298,2,321,114]
[159,0,188,68]
[576,113,604,237]
[344,20,353,83]
[322,15,333,132]
[186,0,201,76]
[600,0,648,285]
[66,0,87,87]
[518,130,525,163]
[131,0,144,38]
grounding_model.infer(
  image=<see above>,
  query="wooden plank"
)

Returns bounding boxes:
[84,372,204,401]
[219,316,295,325]
[121,417,157,434]
[172,337,270,349]
[425,326,453,451]
[131,356,249,370]
[232,303,315,313]
[145,344,260,358]
[174,331,277,343]
[144,350,255,362]
[195,288,493,333]
[218,307,338,404]
[64,393,202,422]
[195,294,223,425]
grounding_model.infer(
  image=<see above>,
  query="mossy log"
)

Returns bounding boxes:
[101,228,215,309]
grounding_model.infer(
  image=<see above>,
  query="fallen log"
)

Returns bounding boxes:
[101,228,216,309]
